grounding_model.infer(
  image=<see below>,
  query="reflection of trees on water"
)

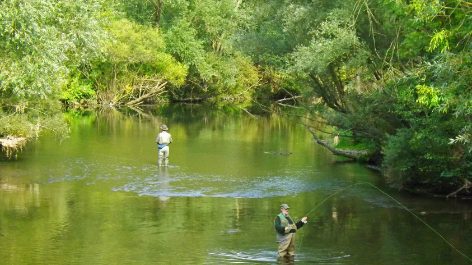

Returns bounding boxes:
[64,103,314,154]
[145,103,310,142]
[0,182,41,212]
[68,101,306,138]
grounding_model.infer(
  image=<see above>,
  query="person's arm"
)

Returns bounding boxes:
[295,217,308,230]
[274,216,286,234]
[295,221,304,229]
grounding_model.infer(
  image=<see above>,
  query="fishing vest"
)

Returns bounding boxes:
[278,213,297,234]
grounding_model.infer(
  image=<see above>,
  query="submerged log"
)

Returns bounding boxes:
[264,149,293,155]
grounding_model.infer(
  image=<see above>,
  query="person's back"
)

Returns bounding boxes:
[156,125,172,166]
[157,131,172,145]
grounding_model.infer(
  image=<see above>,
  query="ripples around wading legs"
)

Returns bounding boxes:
[206,249,351,264]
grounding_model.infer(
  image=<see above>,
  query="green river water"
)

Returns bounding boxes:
[1,104,471,264]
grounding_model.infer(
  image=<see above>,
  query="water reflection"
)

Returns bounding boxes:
[157,166,170,203]
[0,182,41,212]
[0,104,471,265]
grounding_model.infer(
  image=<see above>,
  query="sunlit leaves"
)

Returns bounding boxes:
[93,18,187,98]
[415,84,445,110]
[291,11,369,75]
[428,29,450,53]
[289,8,371,114]
[159,0,260,100]
[407,0,445,21]
[390,0,472,54]
[0,0,109,99]
[109,19,165,63]
[164,17,206,70]
[0,0,108,145]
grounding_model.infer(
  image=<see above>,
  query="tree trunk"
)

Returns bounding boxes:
[152,0,163,26]
[304,124,368,160]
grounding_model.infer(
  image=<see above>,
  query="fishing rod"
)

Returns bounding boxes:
[298,181,472,263]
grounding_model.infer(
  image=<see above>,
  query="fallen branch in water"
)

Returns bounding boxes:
[447,179,472,198]
[125,81,167,106]
[0,135,27,158]
[264,149,293,155]
[98,78,168,106]
[304,124,368,160]
[237,106,258,118]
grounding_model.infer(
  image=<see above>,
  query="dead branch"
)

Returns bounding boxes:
[125,81,167,106]
[0,136,27,158]
[447,179,472,198]
[252,99,370,161]
[276,96,303,103]
[237,106,259,118]
[304,123,368,160]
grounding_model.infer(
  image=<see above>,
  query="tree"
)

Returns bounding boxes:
[158,0,259,101]
[254,0,472,194]
[0,0,109,156]
[84,19,188,106]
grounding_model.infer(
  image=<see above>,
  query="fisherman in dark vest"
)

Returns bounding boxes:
[274,204,308,261]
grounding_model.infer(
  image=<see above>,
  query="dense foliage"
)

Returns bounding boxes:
[0,0,108,152]
[1,0,471,195]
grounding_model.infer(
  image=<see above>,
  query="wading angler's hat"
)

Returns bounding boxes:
[280,204,290,209]
[160,124,168,131]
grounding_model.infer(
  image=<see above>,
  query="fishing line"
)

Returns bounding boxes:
[304,182,365,217]
[297,181,472,263]
[297,182,364,249]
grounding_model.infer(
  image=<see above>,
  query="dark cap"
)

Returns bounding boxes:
[280,204,290,209]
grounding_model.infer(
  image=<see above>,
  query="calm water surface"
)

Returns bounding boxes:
[1,104,471,264]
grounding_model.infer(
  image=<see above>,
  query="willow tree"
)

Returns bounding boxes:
[376,0,472,195]
[286,0,472,195]
[0,0,109,156]
[282,4,391,162]
[156,0,259,101]
[80,19,188,106]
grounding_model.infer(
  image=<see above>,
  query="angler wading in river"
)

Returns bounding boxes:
[274,204,308,262]
[156,124,172,166]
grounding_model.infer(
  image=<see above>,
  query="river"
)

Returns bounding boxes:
[1,104,471,264]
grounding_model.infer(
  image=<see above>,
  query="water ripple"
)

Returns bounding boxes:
[38,158,354,199]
